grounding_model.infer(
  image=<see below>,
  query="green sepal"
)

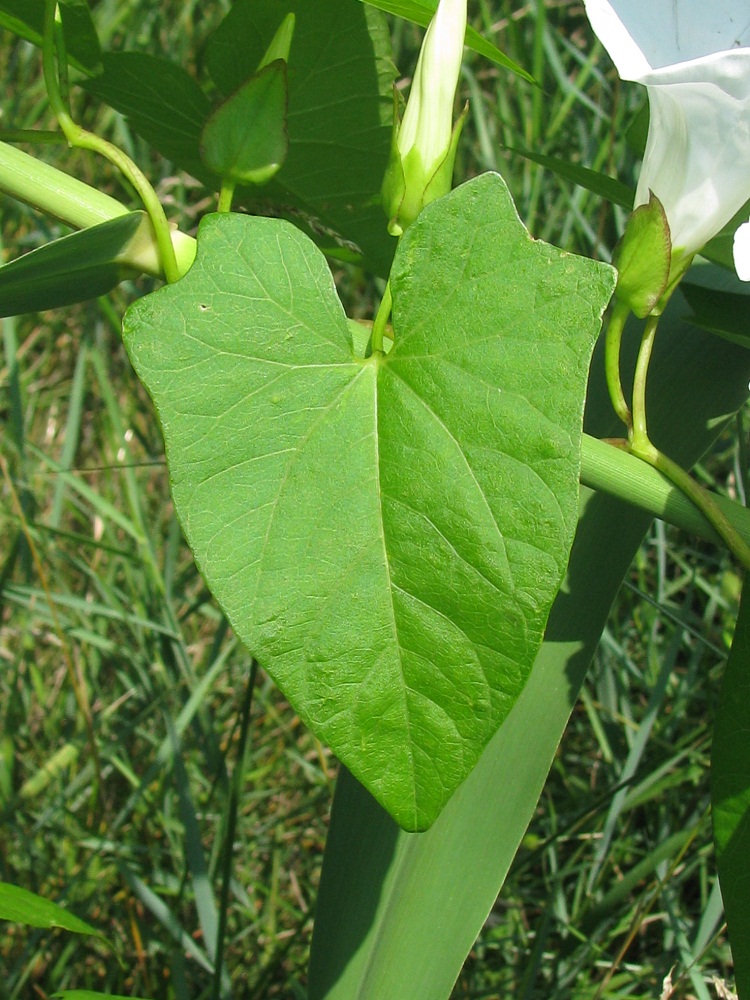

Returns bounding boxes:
[0,212,148,317]
[381,96,468,237]
[420,100,468,213]
[200,61,289,187]
[381,86,407,236]
[612,191,671,318]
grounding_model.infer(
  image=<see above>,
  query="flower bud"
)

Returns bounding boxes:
[381,0,468,236]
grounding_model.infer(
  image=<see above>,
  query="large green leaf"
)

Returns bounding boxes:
[0,881,112,949]
[123,172,614,830]
[307,301,750,998]
[80,53,212,183]
[713,583,750,1000]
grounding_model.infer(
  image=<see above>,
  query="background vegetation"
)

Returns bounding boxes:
[0,0,741,996]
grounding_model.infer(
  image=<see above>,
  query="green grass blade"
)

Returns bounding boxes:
[0,882,113,950]
[168,723,221,968]
[359,0,536,82]
[712,578,750,1000]
[507,145,634,208]
[0,213,146,318]
[52,992,153,1000]
[116,864,214,976]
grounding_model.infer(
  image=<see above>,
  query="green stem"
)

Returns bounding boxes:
[649,447,750,571]
[217,180,236,214]
[0,141,196,278]
[604,295,632,432]
[629,312,659,450]
[371,280,392,355]
[580,434,750,549]
[43,0,180,283]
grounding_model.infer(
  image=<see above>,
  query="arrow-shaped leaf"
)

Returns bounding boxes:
[123,173,614,829]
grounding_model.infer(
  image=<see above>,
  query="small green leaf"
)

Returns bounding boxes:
[0,213,146,317]
[0,882,113,949]
[201,62,288,186]
[204,0,398,274]
[713,581,750,1000]
[613,192,672,317]
[123,172,614,830]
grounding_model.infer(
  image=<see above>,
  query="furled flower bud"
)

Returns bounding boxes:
[382,0,468,237]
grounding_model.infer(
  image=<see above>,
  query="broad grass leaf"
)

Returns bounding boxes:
[123,172,614,830]
[713,581,750,1000]
[0,213,146,317]
[0,882,112,949]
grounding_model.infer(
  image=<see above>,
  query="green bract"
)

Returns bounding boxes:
[612,191,671,317]
[200,13,295,188]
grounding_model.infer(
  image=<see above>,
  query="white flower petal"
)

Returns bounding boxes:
[734,219,750,281]
[583,0,750,259]
[584,0,750,72]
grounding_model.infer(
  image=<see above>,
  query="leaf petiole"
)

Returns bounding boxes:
[371,279,393,355]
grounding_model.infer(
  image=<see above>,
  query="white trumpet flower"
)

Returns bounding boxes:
[583,0,750,273]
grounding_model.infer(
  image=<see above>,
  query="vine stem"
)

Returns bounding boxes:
[603,298,632,432]
[640,444,750,572]
[371,280,392,355]
[629,311,659,451]
[625,311,750,570]
[580,434,750,547]
[42,0,180,283]
[217,180,236,214]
